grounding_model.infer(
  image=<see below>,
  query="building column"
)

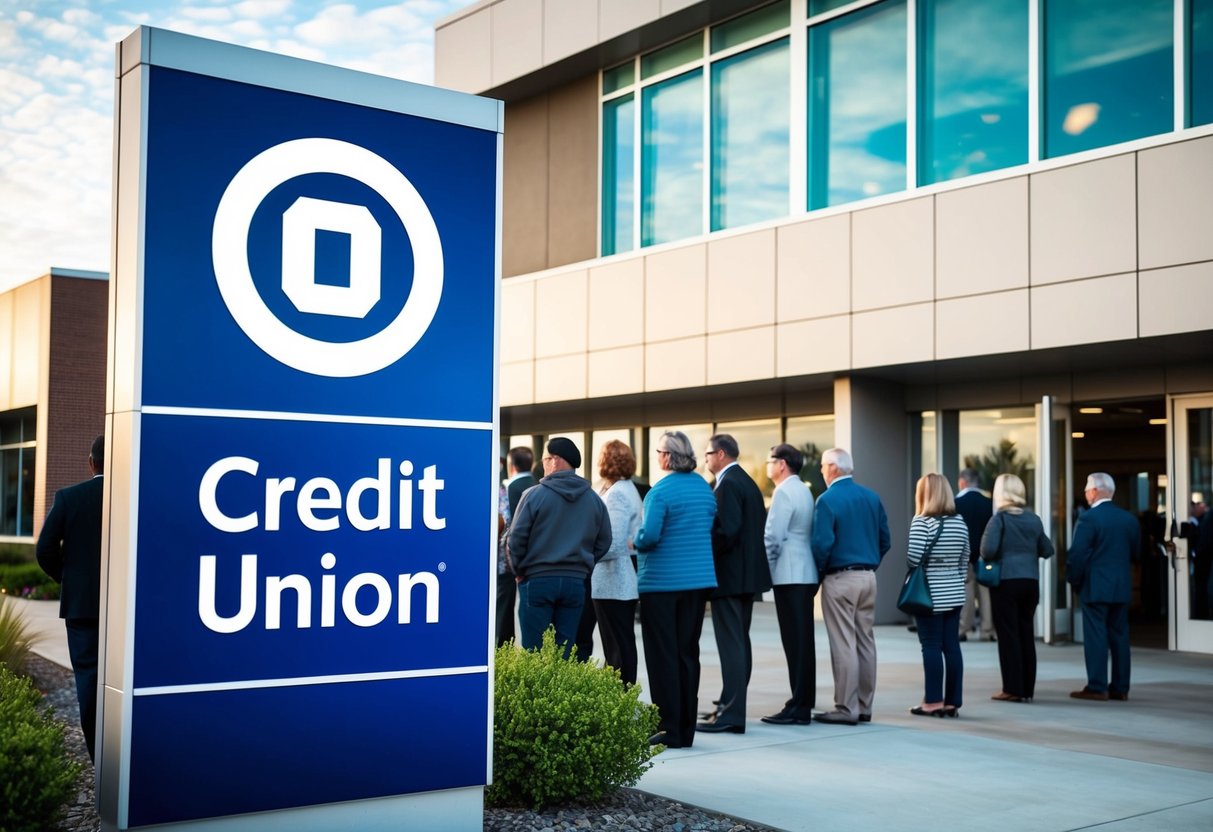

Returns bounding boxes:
[833,376,910,624]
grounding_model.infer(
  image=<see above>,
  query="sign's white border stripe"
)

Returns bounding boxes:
[133,664,489,697]
[141,405,492,431]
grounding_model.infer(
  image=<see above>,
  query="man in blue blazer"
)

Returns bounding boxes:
[811,448,890,725]
[1067,472,1140,701]
[36,435,105,761]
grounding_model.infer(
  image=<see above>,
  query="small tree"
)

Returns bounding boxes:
[489,630,661,809]
[0,595,45,672]
[964,439,1035,504]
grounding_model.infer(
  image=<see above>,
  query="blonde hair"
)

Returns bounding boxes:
[993,473,1027,510]
[915,473,956,517]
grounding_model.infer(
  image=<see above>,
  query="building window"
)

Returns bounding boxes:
[641,69,705,247]
[711,38,790,231]
[0,408,37,538]
[1192,0,1213,126]
[600,0,1202,254]
[918,0,1028,185]
[1043,0,1173,158]
[602,93,635,255]
[958,408,1037,507]
[808,0,907,209]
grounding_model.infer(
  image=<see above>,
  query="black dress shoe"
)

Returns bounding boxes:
[858,714,872,723]
[696,719,744,734]
[761,711,811,725]
[815,711,858,726]
[1109,691,1129,701]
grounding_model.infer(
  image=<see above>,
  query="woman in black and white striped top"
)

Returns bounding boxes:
[906,473,970,717]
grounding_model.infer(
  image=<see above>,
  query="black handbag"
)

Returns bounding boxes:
[897,521,943,616]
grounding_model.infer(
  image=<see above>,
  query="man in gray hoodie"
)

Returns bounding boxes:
[507,437,612,655]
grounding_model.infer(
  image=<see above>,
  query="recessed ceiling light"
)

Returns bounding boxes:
[1149,418,1167,426]
[1071,432,1085,439]
[1078,407,1103,414]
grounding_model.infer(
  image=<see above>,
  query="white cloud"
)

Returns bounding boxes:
[232,0,293,19]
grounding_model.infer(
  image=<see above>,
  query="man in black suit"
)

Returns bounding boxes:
[497,446,536,646]
[36,435,105,761]
[1067,472,1140,701]
[956,468,994,641]
[699,434,771,734]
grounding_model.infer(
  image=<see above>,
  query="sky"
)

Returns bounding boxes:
[0,0,468,293]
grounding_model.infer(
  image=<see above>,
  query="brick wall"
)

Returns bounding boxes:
[42,276,108,511]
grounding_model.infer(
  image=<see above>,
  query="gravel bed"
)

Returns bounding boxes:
[24,655,776,832]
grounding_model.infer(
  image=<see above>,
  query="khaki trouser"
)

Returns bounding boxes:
[960,565,994,638]
[820,570,878,718]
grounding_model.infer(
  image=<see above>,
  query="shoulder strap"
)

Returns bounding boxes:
[921,518,945,565]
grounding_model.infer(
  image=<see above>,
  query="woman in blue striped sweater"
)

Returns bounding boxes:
[906,473,970,717]
[633,430,718,748]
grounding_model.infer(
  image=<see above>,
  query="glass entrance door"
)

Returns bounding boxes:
[1170,395,1213,654]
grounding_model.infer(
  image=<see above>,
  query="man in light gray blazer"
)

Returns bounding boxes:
[761,443,819,725]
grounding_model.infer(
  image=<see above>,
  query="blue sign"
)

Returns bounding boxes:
[105,28,500,829]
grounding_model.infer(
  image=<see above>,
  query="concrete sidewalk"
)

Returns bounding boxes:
[12,597,1213,831]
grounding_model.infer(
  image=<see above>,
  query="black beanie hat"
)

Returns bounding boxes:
[546,437,581,469]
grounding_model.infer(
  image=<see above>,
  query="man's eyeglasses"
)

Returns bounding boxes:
[656,449,670,456]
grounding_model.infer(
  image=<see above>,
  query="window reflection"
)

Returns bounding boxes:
[1044,0,1173,158]
[714,419,782,498]
[786,414,834,497]
[920,410,937,477]
[602,94,635,255]
[1192,0,1213,127]
[918,0,1027,185]
[642,71,704,246]
[712,39,790,230]
[958,408,1037,506]
[808,0,907,209]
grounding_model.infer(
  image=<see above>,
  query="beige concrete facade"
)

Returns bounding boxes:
[495,135,1213,409]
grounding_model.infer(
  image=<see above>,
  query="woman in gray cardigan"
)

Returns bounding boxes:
[980,473,1055,702]
[592,440,642,685]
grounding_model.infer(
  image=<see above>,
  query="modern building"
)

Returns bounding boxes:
[0,268,108,547]
[435,0,1213,653]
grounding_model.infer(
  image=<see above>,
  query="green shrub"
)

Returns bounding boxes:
[488,629,661,810]
[0,541,36,565]
[0,662,81,832]
[0,596,45,673]
[0,563,60,600]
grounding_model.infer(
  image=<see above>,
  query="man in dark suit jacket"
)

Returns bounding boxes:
[1067,472,1140,701]
[497,446,536,646]
[811,448,891,725]
[956,468,994,640]
[699,434,771,734]
[36,435,105,761]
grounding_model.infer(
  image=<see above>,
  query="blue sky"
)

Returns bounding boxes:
[0,0,468,292]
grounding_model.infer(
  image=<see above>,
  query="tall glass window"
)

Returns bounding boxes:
[641,71,704,247]
[0,408,37,538]
[918,0,1028,185]
[786,414,834,497]
[712,38,790,230]
[808,0,907,209]
[602,94,635,255]
[714,419,782,498]
[1044,0,1173,158]
[1192,0,1213,126]
[958,408,1037,507]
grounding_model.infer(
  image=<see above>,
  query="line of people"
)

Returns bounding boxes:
[497,434,1141,747]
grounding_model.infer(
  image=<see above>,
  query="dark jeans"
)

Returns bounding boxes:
[640,588,710,748]
[65,618,99,761]
[518,575,585,656]
[594,598,639,685]
[1081,600,1131,695]
[914,607,963,708]
[991,578,1040,698]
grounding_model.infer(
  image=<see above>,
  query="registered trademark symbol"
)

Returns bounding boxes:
[438,562,447,572]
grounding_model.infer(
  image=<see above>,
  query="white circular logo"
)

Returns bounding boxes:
[211,138,443,378]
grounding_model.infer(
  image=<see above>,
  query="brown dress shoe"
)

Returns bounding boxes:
[991,691,1022,702]
[1070,688,1109,701]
